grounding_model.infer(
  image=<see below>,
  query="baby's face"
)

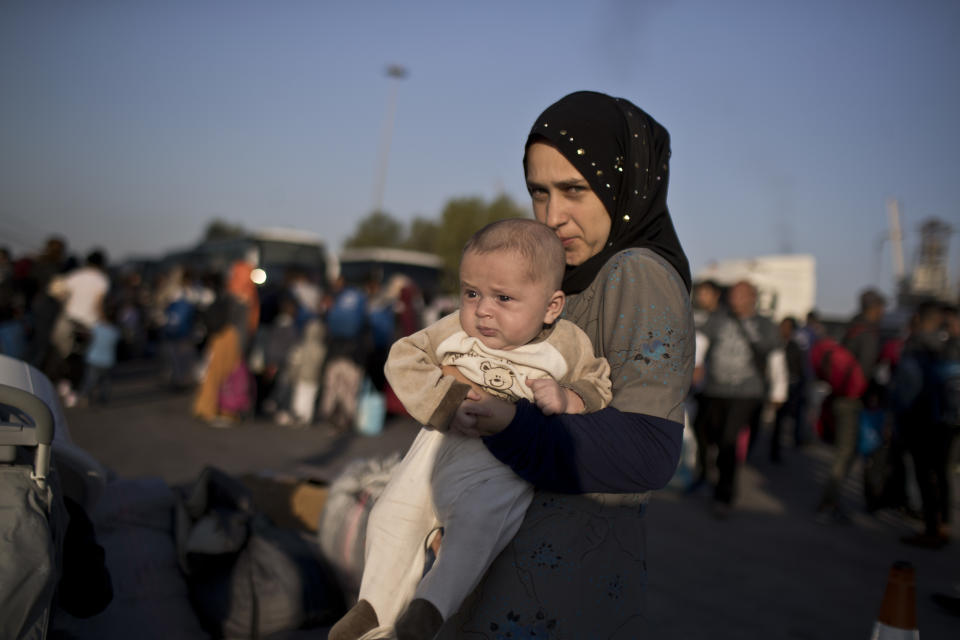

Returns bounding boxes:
[458,249,562,351]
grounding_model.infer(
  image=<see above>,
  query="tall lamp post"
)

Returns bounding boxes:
[372,64,408,215]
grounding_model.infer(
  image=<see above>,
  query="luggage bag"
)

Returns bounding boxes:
[0,377,68,640]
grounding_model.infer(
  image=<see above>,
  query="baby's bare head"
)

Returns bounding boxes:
[462,218,565,291]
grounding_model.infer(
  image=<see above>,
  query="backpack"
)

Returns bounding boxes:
[367,304,395,349]
[325,288,367,340]
[164,298,196,340]
[892,342,959,427]
[811,337,867,399]
[811,337,867,444]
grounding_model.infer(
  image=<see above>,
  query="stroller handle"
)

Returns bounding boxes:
[0,383,54,446]
[0,383,55,479]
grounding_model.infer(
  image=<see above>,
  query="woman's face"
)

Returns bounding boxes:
[525,142,611,267]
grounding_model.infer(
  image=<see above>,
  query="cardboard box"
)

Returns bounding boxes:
[240,473,330,532]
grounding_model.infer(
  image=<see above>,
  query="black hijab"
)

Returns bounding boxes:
[524,91,691,294]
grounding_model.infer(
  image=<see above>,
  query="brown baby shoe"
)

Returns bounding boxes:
[328,598,379,640]
[395,598,443,640]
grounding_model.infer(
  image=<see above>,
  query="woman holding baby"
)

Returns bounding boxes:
[334,90,694,639]
[437,91,694,638]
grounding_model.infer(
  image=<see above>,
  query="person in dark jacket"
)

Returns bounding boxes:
[894,301,951,548]
[770,316,808,461]
[844,288,887,401]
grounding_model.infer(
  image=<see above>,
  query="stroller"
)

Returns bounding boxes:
[0,355,68,640]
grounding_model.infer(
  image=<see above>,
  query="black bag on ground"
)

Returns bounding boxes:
[174,467,345,639]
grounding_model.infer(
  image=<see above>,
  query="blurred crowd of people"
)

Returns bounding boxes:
[3,237,958,548]
[1,238,120,407]
[0,236,430,433]
[687,279,960,549]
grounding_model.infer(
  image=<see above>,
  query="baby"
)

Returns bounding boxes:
[329,218,611,640]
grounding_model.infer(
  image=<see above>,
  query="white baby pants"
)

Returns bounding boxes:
[357,427,532,624]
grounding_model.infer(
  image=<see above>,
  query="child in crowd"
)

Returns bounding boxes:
[160,274,198,390]
[329,219,612,640]
[80,304,121,405]
[285,318,327,426]
[255,297,301,421]
[321,276,369,431]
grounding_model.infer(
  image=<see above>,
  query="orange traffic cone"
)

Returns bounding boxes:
[870,561,919,639]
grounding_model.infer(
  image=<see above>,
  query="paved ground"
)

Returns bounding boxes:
[60,359,960,639]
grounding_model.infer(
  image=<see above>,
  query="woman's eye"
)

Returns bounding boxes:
[529,187,548,200]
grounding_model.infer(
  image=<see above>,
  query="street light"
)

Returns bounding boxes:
[372,64,408,215]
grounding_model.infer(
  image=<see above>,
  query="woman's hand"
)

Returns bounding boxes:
[450,388,517,438]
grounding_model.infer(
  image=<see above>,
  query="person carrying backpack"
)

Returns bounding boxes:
[843,288,887,389]
[810,324,868,522]
[160,272,198,390]
[320,275,369,432]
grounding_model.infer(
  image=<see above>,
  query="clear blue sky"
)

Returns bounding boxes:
[2,0,958,316]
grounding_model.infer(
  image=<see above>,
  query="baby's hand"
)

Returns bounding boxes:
[526,378,583,415]
[450,389,516,437]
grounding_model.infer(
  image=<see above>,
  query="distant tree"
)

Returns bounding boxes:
[486,193,530,226]
[344,211,406,248]
[340,194,529,292]
[403,217,440,253]
[433,194,529,292]
[203,219,246,241]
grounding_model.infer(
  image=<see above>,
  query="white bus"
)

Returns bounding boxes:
[336,247,446,304]
[178,227,333,289]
